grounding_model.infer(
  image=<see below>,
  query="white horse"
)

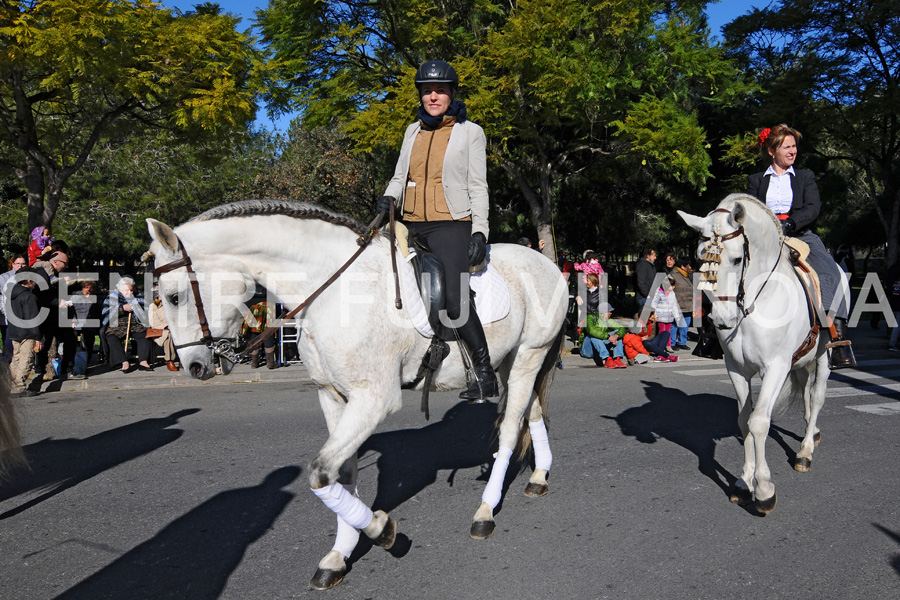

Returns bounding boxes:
[146,200,568,588]
[678,194,834,515]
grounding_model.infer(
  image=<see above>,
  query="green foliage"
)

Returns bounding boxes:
[0,0,268,229]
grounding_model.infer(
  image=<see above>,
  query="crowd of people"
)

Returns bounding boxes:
[570,247,704,369]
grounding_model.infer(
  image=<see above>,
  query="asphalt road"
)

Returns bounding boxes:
[2,339,900,600]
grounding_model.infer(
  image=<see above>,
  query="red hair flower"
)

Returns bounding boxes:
[758,128,771,146]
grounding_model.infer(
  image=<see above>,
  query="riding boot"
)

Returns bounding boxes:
[265,347,278,370]
[455,313,499,401]
[828,317,857,369]
[250,350,261,369]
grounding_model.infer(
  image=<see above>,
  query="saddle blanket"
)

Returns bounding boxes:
[397,247,510,338]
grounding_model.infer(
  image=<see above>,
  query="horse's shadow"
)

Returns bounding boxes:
[605,381,741,494]
[0,408,200,519]
[874,523,900,578]
[359,400,501,515]
[52,466,301,600]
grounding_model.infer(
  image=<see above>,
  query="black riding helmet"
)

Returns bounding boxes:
[414,60,458,95]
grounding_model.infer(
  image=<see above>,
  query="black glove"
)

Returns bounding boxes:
[468,232,487,266]
[376,195,395,216]
[781,217,796,236]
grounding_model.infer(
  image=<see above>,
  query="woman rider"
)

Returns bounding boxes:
[377,60,498,399]
[747,123,855,369]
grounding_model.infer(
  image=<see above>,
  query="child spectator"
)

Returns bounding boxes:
[7,268,44,397]
[651,277,683,351]
[27,226,54,266]
[624,311,677,363]
[580,301,627,369]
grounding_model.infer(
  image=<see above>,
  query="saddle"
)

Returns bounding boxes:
[784,238,843,365]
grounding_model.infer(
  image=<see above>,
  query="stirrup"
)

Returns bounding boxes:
[459,371,498,401]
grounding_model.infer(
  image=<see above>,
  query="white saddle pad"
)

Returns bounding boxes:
[397,247,510,338]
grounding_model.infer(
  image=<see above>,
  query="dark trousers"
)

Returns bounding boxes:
[796,230,847,318]
[403,220,473,326]
[644,331,671,358]
[106,330,151,365]
[36,325,75,375]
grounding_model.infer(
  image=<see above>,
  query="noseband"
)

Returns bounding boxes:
[700,207,784,319]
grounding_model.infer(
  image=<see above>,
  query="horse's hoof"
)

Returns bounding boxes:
[814,431,822,446]
[524,482,548,497]
[729,483,753,505]
[755,493,777,515]
[794,457,812,472]
[370,511,396,549]
[470,520,496,539]
[310,567,346,590]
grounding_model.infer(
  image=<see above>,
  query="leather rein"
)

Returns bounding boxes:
[152,211,387,364]
[701,207,785,318]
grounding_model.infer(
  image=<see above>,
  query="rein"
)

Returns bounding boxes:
[152,211,387,363]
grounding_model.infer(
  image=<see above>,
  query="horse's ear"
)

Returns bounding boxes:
[146,218,179,253]
[677,210,706,232]
[732,202,746,225]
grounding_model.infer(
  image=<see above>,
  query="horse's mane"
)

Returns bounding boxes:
[719,193,785,243]
[188,200,369,236]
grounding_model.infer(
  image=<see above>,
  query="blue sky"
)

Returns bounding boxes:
[167,0,760,132]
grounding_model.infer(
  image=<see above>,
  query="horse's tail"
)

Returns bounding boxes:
[0,360,25,481]
[514,325,565,461]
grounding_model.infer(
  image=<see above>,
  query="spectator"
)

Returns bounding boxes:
[69,280,103,375]
[27,226,54,266]
[241,301,278,369]
[635,248,657,307]
[7,268,43,397]
[0,254,27,362]
[669,258,694,351]
[148,294,179,371]
[624,311,677,363]
[580,301,627,369]
[651,277,683,351]
[102,277,153,373]
[664,252,676,274]
[32,250,74,380]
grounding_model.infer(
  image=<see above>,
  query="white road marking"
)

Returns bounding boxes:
[847,403,900,415]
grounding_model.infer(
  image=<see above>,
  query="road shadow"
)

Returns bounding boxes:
[52,466,301,600]
[874,523,900,578]
[359,400,501,515]
[0,408,200,519]
[605,380,741,495]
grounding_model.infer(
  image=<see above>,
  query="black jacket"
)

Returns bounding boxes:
[7,283,43,342]
[746,168,821,232]
[635,258,656,300]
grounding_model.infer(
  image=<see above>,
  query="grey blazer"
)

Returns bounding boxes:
[384,120,490,239]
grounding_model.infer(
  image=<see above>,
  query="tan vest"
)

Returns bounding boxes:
[404,116,469,222]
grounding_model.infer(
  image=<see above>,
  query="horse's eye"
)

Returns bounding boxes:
[168,294,179,307]
[732,257,742,266]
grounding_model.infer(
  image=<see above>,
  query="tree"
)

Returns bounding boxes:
[723,0,900,263]
[0,0,265,231]
[259,0,748,258]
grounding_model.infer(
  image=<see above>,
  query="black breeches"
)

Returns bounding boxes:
[403,220,473,326]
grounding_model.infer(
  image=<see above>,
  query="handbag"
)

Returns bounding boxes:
[145,328,164,339]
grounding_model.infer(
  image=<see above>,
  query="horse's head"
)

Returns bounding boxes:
[147,218,256,380]
[678,194,779,330]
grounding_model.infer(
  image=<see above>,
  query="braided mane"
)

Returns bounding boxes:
[189,199,369,236]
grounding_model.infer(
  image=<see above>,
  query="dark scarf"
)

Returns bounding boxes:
[418,99,467,130]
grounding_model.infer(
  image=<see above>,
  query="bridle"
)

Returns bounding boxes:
[151,213,385,365]
[700,207,785,319]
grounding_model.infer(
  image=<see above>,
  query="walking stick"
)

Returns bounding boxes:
[123,312,132,356]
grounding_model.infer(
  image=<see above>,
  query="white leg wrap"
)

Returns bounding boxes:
[481,446,513,509]
[332,483,362,558]
[529,419,553,471]
[312,482,373,531]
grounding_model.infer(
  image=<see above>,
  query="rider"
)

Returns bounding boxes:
[377,59,498,400]
[747,123,856,369]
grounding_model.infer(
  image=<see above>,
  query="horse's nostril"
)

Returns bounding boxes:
[190,363,203,378]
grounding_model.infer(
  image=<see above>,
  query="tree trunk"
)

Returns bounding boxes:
[24,156,47,231]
